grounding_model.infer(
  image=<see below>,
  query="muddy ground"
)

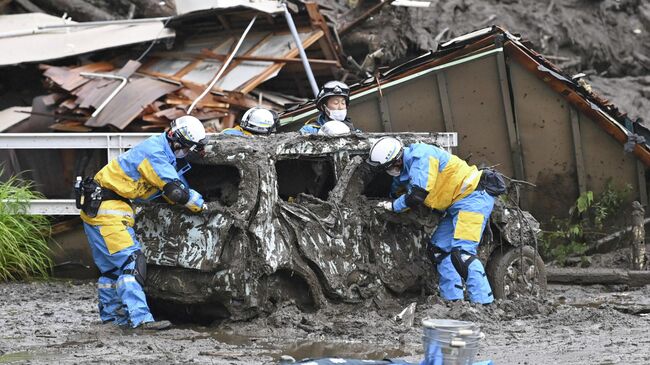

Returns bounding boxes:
[2,278,650,364]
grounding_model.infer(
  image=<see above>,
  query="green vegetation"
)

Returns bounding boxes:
[541,181,632,265]
[0,172,52,281]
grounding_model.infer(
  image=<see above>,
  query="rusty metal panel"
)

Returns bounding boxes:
[85,78,180,129]
[346,94,382,132]
[444,55,514,175]
[578,110,638,196]
[383,74,446,133]
[509,61,578,221]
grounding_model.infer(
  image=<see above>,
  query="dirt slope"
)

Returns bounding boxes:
[336,0,649,120]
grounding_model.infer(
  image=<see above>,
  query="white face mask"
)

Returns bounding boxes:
[326,107,347,122]
[174,149,188,159]
[386,165,401,177]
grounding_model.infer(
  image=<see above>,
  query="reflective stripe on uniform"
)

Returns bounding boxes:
[116,276,137,288]
[460,169,481,195]
[96,209,134,218]
[98,283,114,289]
[187,193,199,206]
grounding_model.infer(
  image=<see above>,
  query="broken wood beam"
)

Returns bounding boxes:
[630,201,646,270]
[547,267,650,286]
[200,49,339,66]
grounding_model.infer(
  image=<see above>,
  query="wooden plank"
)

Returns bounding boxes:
[436,71,455,132]
[240,30,324,94]
[570,106,587,195]
[496,48,525,180]
[377,94,392,132]
[547,267,650,287]
[200,49,339,65]
[637,160,648,206]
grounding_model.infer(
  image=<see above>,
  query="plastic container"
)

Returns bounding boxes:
[421,319,483,365]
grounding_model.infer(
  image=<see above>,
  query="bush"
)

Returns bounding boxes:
[541,181,631,265]
[0,173,52,280]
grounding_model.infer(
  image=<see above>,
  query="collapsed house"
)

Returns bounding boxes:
[0,0,344,196]
[280,26,650,223]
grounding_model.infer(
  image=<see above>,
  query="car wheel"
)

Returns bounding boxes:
[486,245,547,300]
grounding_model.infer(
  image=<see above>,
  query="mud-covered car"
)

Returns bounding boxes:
[135,133,546,321]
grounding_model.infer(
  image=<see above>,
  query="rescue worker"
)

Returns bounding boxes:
[221,107,277,136]
[367,137,505,304]
[78,115,208,330]
[300,81,358,134]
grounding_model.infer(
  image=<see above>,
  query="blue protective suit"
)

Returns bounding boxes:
[389,143,494,304]
[80,132,205,327]
[221,125,252,136]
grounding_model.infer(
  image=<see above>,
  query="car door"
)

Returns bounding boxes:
[135,157,258,272]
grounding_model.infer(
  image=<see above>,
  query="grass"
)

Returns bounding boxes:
[0,172,52,281]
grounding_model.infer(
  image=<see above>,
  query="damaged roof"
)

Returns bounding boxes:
[280,26,650,167]
[0,13,174,66]
[18,2,341,131]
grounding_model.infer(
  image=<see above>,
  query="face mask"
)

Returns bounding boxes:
[386,165,401,177]
[174,149,188,159]
[327,107,347,122]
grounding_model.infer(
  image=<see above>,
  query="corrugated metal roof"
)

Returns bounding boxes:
[175,0,284,15]
[85,78,180,129]
[142,29,322,93]
[0,13,175,66]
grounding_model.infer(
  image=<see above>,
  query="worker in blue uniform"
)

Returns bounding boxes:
[77,115,208,330]
[300,81,358,134]
[221,107,278,136]
[368,137,505,304]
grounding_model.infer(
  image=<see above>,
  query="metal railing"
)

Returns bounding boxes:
[1,132,457,215]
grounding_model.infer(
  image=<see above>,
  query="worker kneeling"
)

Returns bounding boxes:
[368,137,505,304]
[77,115,208,330]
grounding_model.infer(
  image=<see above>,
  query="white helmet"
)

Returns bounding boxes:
[318,120,351,136]
[169,115,207,153]
[367,137,403,169]
[240,107,277,134]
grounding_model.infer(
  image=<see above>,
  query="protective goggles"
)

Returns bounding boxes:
[366,149,403,171]
[321,81,350,96]
[177,136,207,154]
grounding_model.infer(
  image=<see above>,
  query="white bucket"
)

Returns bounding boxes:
[422,319,483,365]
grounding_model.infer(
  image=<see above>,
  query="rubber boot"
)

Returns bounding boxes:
[137,320,172,331]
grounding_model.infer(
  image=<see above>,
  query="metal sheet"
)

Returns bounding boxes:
[85,78,180,129]
[181,60,225,84]
[346,94,382,132]
[214,31,314,91]
[509,61,578,221]
[384,73,446,133]
[147,59,192,75]
[180,32,267,86]
[579,110,637,196]
[0,106,31,132]
[0,13,174,66]
[445,54,514,173]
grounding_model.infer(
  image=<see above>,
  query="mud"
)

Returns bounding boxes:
[338,0,649,77]
[2,279,650,364]
[135,133,485,321]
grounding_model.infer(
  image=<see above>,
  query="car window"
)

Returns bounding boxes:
[275,157,336,201]
[362,170,393,198]
[183,163,241,207]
